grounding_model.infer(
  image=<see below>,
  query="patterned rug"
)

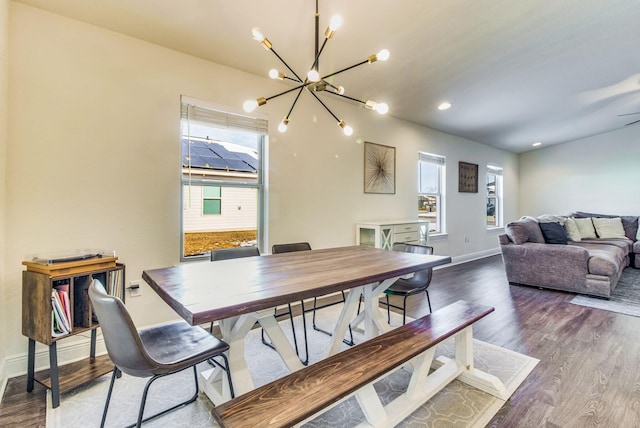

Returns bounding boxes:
[47,306,538,428]
[570,267,640,317]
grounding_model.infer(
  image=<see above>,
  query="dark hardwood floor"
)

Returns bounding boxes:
[2,254,640,427]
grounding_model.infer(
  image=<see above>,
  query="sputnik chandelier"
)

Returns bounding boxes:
[243,0,390,136]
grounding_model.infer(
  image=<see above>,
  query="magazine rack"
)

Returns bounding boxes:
[21,255,125,408]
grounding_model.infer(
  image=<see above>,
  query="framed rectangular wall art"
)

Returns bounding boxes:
[364,142,396,194]
[458,161,478,193]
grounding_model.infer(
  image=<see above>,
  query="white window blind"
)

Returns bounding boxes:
[180,101,268,134]
[487,165,503,175]
[419,152,445,165]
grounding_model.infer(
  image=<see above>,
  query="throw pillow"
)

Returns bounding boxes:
[572,211,639,240]
[574,217,597,239]
[564,217,581,242]
[593,217,626,239]
[537,214,567,225]
[505,217,545,245]
[539,222,568,245]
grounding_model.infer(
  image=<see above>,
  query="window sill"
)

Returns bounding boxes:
[486,226,503,232]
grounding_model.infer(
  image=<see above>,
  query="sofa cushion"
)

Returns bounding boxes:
[539,222,568,244]
[572,211,639,241]
[574,217,597,239]
[593,217,626,239]
[505,218,545,244]
[587,249,624,276]
[537,214,567,225]
[564,218,581,242]
[572,241,628,275]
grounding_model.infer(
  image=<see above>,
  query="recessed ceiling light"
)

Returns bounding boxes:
[532,142,542,147]
[438,102,451,111]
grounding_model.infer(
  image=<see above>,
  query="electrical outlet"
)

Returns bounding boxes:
[464,236,470,243]
[128,280,142,298]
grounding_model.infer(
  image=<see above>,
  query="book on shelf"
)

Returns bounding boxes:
[108,269,123,298]
[51,289,71,337]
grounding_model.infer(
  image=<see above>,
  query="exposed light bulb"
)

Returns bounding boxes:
[377,49,390,61]
[438,102,451,110]
[364,100,388,114]
[339,121,353,136]
[375,102,389,114]
[329,15,343,31]
[337,86,345,95]
[307,69,320,82]
[278,118,289,133]
[243,99,258,113]
[269,69,280,79]
[251,27,264,42]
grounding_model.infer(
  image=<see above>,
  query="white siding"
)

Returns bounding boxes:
[183,185,257,232]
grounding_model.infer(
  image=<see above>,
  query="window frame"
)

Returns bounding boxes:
[180,96,267,261]
[486,165,503,228]
[418,152,445,234]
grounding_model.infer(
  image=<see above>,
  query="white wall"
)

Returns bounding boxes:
[519,126,640,217]
[3,3,517,376]
[0,0,9,398]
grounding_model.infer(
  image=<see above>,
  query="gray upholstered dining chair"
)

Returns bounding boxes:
[271,243,354,354]
[89,279,234,428]
[381,243,434,324]
[211,246,260,261]
[211,246,306,365]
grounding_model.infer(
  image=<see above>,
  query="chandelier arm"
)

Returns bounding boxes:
[324,91,366,106]
[310,38,329,72]
[314,0,319,61]
[269,47,304,82]
[321,59,369,81]
[308,90,340,122]
[265,83,307,102]
[285,87,305,120]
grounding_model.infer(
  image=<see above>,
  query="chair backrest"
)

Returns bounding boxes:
[211,246,260,261]
[272,242,312,254]
[88,279,156,377]
[392,243,434,286]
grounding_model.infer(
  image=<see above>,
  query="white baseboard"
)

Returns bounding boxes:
[439,247,501,269]
[0,357,7,406]
[4,334,108,381]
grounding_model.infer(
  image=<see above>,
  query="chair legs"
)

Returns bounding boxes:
[383,290,433,325]
[102,355,234,428]
[261,302,309,365]
[311,291,355,346]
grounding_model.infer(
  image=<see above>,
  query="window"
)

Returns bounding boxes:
[486,165,503,228]
[181,96,267,259]
[202,187,222,215]
[418,152,445,234]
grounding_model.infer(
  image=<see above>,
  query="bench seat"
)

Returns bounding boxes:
[213,300,507,428]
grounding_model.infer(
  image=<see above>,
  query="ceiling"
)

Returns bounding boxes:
[15,0,640,153]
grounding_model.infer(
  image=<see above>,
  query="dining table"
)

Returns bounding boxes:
[142,245,451,404]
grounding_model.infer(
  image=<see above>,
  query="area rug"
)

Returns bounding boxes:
[570,267,640,317]
[46,306,538,428]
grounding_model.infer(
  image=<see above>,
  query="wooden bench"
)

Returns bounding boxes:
[213,300,508,428]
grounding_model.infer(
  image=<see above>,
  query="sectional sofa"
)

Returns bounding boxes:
[498,211,640,298]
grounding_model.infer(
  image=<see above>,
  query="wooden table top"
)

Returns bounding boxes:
[142,245,451,325]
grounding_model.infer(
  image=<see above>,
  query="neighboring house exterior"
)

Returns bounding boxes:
[182,137,258,233]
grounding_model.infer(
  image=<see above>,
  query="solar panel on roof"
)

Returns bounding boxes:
[182,139,257,172]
